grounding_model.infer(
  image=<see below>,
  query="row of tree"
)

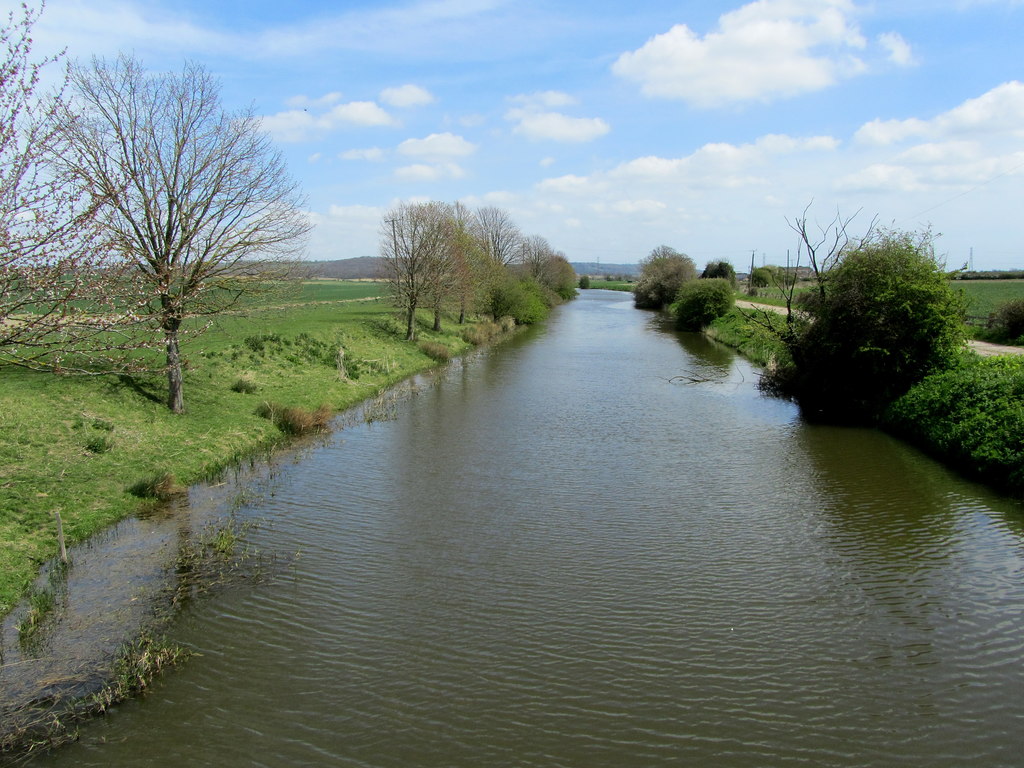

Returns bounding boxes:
[0,5,310,413]
[379,202,576,340]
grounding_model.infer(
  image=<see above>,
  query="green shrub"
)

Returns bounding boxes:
[884,356,1024,492]
[243,333,282,353]
[673,278,735,330]
[749,266,775,288]
[633,246,697,310]
[764,228,967,422]
[578,275,591,289]
[485,276,550,325]
[989,298,1024,342]
[701,260,736,286]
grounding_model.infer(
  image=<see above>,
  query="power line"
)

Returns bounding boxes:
[902,156,1024,223]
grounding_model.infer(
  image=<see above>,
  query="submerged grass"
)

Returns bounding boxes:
[0,282,502,618]
[0,516,268,761]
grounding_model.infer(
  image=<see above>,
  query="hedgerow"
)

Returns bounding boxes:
[884,356,1024,493]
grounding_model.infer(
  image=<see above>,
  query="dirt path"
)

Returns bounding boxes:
[734,300,1024,358]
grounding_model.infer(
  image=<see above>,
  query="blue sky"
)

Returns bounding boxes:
[15,0,1024,268]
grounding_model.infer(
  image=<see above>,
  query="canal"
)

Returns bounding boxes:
[31,290,1024,766]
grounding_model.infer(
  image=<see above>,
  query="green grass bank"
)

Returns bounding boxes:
[0,281,506,617]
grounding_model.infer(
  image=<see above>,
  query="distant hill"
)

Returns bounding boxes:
[304,257,641,280]
[305,256,383,279]
[570,262,640,278]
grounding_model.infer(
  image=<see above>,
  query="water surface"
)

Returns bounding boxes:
[30,290,1024,767]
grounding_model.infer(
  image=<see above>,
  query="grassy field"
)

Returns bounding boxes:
[587,280,635,292]
[740,279,1024,320]
[0,281,498,617]
[954,279,1024,318]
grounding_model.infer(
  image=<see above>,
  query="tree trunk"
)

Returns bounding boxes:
[165,321,185,414]
[405,302,416,341]
[433,306,442,332]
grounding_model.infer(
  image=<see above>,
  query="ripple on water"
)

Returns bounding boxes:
[29,291,1024,768]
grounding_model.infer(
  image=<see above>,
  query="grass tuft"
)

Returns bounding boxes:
[127,472,187,501]
[418,340,452,361]
[255,400,333,436]
[229,376,259,394]
[90,633,192,713]
[15,587,56,642]
[84,434,115,454]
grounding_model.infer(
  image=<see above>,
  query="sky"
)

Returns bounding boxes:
[12,0,1024,269]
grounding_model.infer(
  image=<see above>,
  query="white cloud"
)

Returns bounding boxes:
[837,163,928,192]
[25,0,233,59]
[839,149,1024,192]
[262,99,397,142]
[260,111,319,143]
[380,84,435,107]
[607,134,837,184]
[505,92,609,143]
[394,162,467,181]
[855,81,1024,145]
[397,132,478,160]
[510,91,578,109]
[536,174,599,194]
[878,32,915,66]
[609,199,668,216]
[611,0,870,107]
[839,85,1024,194]
[287,92,344,109]
[340,147,385,161]
[329,101,398,127]
[508,111,610,142]
[854,117,930,145]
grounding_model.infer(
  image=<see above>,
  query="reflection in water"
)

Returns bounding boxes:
[28,290,1024,768]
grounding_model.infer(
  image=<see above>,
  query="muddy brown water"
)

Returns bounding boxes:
[9,290,1024,766]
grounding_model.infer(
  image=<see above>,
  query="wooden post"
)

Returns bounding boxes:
[54,511,68,564]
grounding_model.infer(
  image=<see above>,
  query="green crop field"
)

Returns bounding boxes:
[954,280,1024,318]
[587,280,634,292]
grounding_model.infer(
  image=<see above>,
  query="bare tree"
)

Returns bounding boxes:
[473,205,522,266]
[0,4,130,371]
[519,234,555,279]
[448,201,487,325]
[786,203,872,302]
[380,201,453,341]
[56,55,311,413]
